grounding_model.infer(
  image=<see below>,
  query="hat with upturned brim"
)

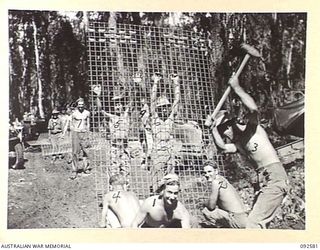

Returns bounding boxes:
[203,160,218,169]
[112,93,125,101]
[156,173,180,193]
[77,98,85,106]
[156,96,171,107]
[52,109,60,114]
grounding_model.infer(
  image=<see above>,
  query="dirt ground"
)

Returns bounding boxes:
[7,150,99,229]
[7,146,305,229]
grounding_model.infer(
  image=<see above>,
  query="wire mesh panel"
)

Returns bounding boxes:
[86,22,224,226]
[40,137,72,158]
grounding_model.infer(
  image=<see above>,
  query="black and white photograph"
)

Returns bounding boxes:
[7,10,306,231]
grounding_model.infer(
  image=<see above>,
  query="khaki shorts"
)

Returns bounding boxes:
[247,162,290,228]
[71,131,88,157]
[203,207,248,228]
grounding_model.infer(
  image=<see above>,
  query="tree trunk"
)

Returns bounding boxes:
[32,19,44,119]
[286,42,294,88]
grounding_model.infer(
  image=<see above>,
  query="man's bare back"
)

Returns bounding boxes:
[213,175,246,213]
[100,190,140,228]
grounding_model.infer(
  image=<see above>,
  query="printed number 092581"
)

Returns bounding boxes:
[300,244,318,248]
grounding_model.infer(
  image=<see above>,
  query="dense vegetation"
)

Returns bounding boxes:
[9,11,306,123]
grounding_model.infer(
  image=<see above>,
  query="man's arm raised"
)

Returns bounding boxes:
[150,73,161,116]
[96,96,116,119]
[228,76,258,112]
[124,100,133,119]
[169,74,180,120]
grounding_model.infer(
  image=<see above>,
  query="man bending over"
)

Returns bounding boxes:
[100,173,141,228]
[131,173,191,228]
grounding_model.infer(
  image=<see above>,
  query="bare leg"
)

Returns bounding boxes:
[106,209,121,228]
[69,154,78,180]
[82,157,90,174]
[100,207,121,228]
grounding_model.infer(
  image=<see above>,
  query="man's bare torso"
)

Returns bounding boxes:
[243,125,280,168]
[215,176,246,213]
[144,196,183,227]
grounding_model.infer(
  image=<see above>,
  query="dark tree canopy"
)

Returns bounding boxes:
[9,11,306,125]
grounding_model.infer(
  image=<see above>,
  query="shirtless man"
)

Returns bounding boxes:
[208,75,290,228]
[95,87,131,176]
[149,73,180,192]
[201,161,248,228]
[99,173,141,228]
[131,173,191,228]
[62,98,90,180]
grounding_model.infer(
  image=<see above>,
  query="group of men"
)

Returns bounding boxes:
[92,73,181,188]
[95,74,290,229]
[46,69,290,228]
[100,172,191,228]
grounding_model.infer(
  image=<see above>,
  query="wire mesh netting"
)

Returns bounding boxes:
[86,22,226,226]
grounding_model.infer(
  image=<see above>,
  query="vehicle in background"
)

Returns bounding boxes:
[9,122,24,169]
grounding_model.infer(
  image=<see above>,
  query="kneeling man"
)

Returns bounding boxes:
[100,174,141,228]
[202,161,248,228]
[131,173,191,228]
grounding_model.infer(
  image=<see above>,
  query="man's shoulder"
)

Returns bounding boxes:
[143,195,159,206]
[216,175,229,182]
[104,190,123,202]
[145,195,158,201]
[116,190,138,198]
[215,175,230,189]
[77,109,90,117]
[176,201,189,214]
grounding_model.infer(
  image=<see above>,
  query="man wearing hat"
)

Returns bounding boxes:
[94,86,132,176]
[149,73,181,192]
[48,108,63,163]
[62,98,91,180]
[201,161,248,228]
[208,75,290,228]
[131,173,191,228]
